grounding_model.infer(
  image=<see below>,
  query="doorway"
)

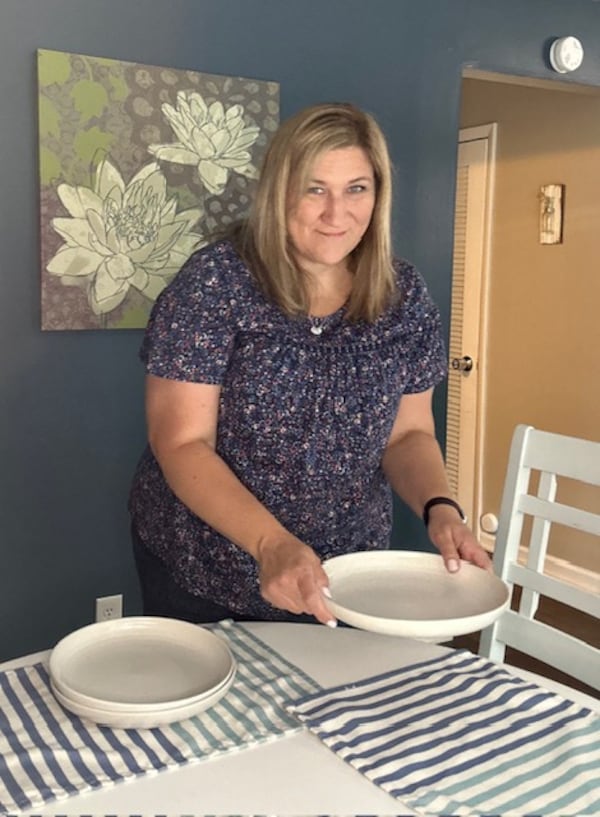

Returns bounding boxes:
[447,70,600,580]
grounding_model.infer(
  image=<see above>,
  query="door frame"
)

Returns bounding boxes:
[449,122,496,541]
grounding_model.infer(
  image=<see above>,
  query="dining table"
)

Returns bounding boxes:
[1,619,598,815]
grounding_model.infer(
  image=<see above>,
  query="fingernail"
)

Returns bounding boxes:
[326,619,338,628]
[447,559,459,573]
[322,586,332,599]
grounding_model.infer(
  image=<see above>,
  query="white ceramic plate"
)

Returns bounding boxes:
[323,551,510,640]
[49,617,236,712]
[51,658,236,714]
[50,670,236,728]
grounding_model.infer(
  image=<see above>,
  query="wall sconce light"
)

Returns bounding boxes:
[539,184,564,245]
[549,36,584,73]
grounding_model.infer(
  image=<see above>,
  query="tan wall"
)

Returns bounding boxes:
[460,78,600,571]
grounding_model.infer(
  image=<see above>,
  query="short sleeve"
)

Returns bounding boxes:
[397,261,448,394]
[140,247,237,384]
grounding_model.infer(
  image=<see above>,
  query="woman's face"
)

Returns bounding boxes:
[286,146,376,277]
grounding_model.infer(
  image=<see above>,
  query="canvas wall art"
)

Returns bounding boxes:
[38,49,279,330]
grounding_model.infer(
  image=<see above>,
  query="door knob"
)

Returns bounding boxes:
[451,355,473,373]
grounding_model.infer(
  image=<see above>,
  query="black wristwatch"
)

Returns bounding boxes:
[422,496,467,527]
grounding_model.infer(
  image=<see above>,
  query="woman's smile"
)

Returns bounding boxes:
[287,146,375,277]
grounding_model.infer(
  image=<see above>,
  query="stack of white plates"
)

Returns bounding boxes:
[48,617,236,728]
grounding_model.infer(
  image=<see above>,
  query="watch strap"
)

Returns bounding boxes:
[423,496,467,527]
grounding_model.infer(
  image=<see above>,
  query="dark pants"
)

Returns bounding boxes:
[131,523,318,625]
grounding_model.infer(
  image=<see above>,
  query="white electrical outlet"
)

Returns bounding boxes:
[95,594,123,622]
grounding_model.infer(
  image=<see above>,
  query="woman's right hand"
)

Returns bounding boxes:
[256,536,337,627]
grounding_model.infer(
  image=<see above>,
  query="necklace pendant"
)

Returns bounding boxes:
[310,324,323,336]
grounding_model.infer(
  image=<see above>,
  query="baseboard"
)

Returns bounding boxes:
[479,532,599,595]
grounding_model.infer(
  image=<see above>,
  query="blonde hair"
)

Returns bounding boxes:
[234,102,396,322]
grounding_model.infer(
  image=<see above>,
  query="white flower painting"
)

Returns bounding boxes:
[38,49,279,330]
[47,159,203,315]
[149,91,260,195]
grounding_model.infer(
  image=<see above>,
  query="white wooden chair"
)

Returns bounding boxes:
[479,424,600,692]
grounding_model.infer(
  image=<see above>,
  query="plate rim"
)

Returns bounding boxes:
[49,616,236,710]
[323,550,510,638]
[50,670,236,728]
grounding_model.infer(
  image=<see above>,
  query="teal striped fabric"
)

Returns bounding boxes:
[286,649,600,816]
[0,620,320,814]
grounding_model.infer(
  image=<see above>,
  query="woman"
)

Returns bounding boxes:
[128,102,491,627]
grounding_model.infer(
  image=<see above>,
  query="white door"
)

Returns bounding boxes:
[445,124,496,536]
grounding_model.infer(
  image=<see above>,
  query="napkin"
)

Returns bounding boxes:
[0,620,320,814]
[286,648,600,816]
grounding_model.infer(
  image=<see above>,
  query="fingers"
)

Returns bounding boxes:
[258,546,338,626]
[435,540,461,572]
[429,520,493,573]
[300,575,338,627]
[429,525,462,572]
[468,546,494,572]
[263,577,337,626]
[444,554,461,573]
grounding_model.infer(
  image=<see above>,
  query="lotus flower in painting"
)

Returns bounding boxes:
[46,158,203,315]
[148,91,260,195]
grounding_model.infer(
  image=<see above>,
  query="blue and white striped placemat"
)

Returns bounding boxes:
[0,620,320,814]
[286,648,600,816]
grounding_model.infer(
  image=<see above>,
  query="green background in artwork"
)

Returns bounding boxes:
[38,48,279,330]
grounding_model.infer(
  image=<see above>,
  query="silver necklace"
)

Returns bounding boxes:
[309,317,324,336]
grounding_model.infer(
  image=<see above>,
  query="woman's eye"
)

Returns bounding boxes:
[307,186,325,195]
[348,184,368,194]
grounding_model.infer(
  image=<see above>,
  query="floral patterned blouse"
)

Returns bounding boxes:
[128,239,447,618]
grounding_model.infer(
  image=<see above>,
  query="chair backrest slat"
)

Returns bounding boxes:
[522,428,600,483]
[479,424,600,693]
[518,495,600,537]
[494,611,599,692]
[506,563,600,618]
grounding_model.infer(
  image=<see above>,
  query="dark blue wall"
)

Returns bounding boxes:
[1,0,599,660]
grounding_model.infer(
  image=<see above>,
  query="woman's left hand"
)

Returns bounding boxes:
[426,506,493,573]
